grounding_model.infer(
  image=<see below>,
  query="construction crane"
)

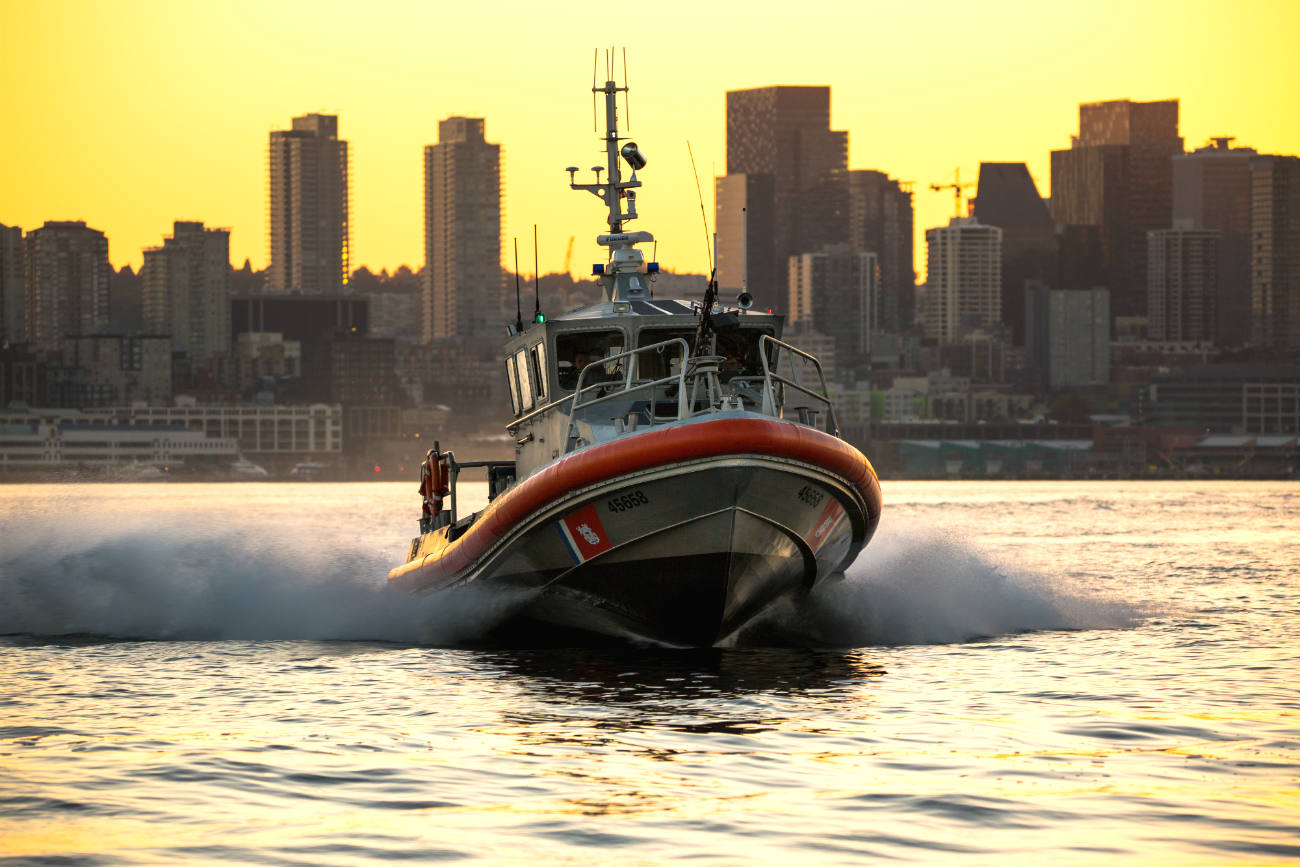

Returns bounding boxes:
[931,168,975,218]
[562,235,575,275]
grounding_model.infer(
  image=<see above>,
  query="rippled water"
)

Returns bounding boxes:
[1,481,1296,865]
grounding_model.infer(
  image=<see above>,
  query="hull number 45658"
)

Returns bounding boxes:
[608,491,649,513]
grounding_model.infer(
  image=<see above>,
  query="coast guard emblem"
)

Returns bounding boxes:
[557,505,613,564]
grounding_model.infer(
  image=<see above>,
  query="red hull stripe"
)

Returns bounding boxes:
[389,416,883,587]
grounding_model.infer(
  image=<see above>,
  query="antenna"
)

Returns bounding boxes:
[513,238,523,333]
[533,224,542,322]
[622,48,630,130]
[686,140,713,275]
[591,49,598,131]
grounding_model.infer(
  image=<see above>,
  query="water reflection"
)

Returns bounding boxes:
[462,646,884,704]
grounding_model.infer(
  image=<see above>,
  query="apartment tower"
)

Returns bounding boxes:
[1147,226,1219,342]
[423,116,503,342]
[920,217,1002,344]
[141,221,232,365]
[267,113,350,293]
[23,221,110,351]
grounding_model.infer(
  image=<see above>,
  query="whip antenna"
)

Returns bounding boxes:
[686,140,713,275]
[513,238,523,333]
[533,224,542,321]
[622,48,630,130]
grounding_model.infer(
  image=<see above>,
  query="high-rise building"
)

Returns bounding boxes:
[972,163,1056,344]
[1025,282,1110,390]
[787,244,878,381]
[23,221,110,351]
[1,223,23,345]
[846,171,915,334]
[718,86,847,313]
[267,113,350,293]
[423,116,503,341]
[1147,227,1219,342]
[1050,99,1184,320]
[714,173,775,300]
[141,221,231,364]
[1172,138,1256,345]
[1249,155,1300,352]
[920,217,1002,344]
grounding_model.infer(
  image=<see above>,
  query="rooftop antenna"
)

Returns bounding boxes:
[513,238,524,333]
[533,224,542,322]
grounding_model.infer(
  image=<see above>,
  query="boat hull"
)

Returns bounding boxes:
[389,415,881,646]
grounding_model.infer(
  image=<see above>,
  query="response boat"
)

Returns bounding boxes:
[390,67,882,647]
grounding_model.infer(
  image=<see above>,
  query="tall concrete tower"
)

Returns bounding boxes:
[921,217,1002,344]
[423,116,503,342]
[267,113,350,293]
[141,221,231,364]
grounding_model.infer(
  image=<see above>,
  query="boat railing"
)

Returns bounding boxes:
[505,334,839,440]
[758,335,840,436]
[570,338,692,423]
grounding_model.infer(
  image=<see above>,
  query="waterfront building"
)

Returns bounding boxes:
[1050,99,1184,320]
[141,221,231,364]
[1249,154,1300,352]
[1024,282,1110,391]
[1172,138,1256,345]
[1,223,23,345]
[0,408,239,477]
[423,116,503,341]
[972,163,1056,344]
[920,217,1002,344]
[1147,227,1219,342]
[23,221,110,351]
[267,113,350,292]
[718,86,847,313]
[1145,363,1299,433]
[846,171,915,334]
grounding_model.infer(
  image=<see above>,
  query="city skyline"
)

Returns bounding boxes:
[2,0,1298,290]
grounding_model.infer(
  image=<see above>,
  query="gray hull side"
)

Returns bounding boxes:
[452,457,867,646]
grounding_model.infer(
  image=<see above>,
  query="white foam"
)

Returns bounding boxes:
[0,511,523,644]
[765,525,1144,646]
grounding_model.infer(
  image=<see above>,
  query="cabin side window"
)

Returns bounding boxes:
[530,343,548,401]
[555,330,626,390]
[514,348,535,411]
[505,357,521,415]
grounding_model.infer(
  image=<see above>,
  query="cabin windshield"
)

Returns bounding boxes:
[635,328,694,379]
[714,327,775,379]
[556,329,626,390]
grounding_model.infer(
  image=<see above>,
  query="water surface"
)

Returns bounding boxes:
[1,481,1296,864]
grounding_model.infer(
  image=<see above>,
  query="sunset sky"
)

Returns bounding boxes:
[2,0,1297,288]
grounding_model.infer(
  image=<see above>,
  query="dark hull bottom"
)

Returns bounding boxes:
[516,508,813,647]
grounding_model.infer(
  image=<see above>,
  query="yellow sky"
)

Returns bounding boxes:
[2,0,1297,289]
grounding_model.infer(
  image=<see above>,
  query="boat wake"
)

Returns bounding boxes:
[0,514,526,645]
[0,515,1141,647]
[745,524,1145,647]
